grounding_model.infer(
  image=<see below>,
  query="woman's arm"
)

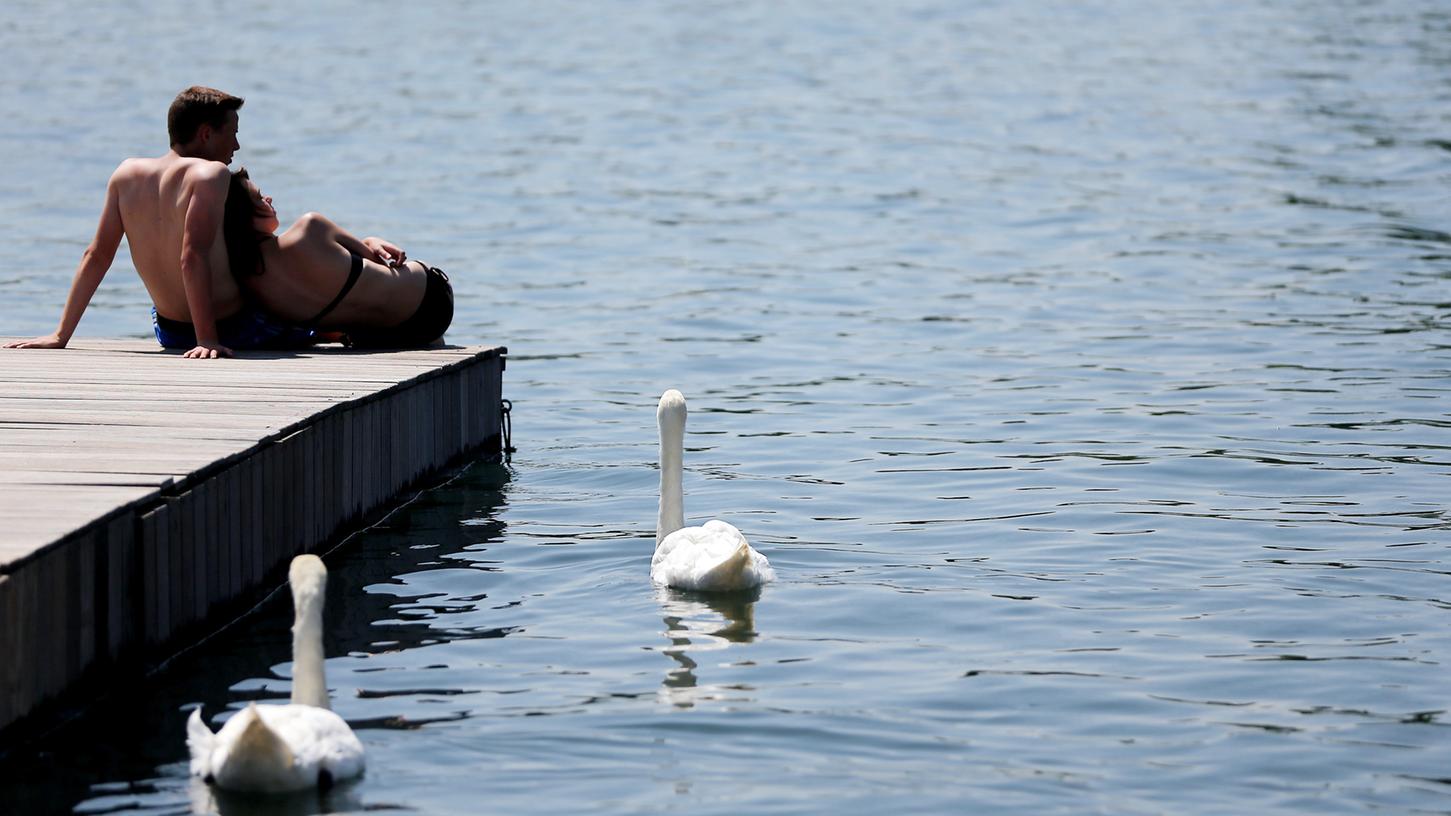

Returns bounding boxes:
[361,236,406,267]
[324,219,406,266]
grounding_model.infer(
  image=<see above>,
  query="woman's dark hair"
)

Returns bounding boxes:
[224,168,266,278]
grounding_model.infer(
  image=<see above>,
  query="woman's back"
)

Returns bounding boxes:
[253,212,427,329]
[224,172,452,346]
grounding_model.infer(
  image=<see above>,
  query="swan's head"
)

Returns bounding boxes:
[287,554,332,709]
[658,389,687,428]
[289,555,327,603]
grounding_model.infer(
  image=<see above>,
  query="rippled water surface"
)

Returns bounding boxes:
[2,0,1450,813]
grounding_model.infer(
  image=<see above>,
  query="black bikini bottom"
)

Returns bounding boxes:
[346,265,454,349]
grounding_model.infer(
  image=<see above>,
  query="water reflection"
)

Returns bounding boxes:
[654,587,761,709]
[329,463,513,657]
[186,778,371,816]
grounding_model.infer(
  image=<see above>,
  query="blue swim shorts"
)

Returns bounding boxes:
[151,306,318,351]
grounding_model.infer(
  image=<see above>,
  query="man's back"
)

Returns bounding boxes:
[115,154,243,321]
[4,86,247,357]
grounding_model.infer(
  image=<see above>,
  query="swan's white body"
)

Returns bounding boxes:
[187,555,364,793]
[187,702,363,793]
[652,389,775,591]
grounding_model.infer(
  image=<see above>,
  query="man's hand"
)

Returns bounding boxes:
[182,342,233,359]
[3,334,67,349]
[362,236,406,268]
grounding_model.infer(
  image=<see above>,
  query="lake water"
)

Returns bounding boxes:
[2,0,1450,813]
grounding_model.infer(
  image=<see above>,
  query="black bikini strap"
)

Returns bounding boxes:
[304,252,364,327]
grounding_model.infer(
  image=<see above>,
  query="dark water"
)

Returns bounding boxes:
[2,0,1450,813]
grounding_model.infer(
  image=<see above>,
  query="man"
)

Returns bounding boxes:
[4,86,309,358]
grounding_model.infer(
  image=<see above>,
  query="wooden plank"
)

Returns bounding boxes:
[321,414,337,541]
[201,475,220,609]
[12,564,36,717]
[356,399,368,515]
[211,473,226,613]
[265,443,281,570]
[173,484,192,624]
[78,531,96,672]
[360,402,373,512]
[60,543,81,697]
[0,574,14,727]
[51,547,69,703]
[308,426,321,546]
[403,388,416,482]
[246,455,263,588]
[0,472,172,487]
[169,496,186,638]
[340,406,354,521]
[175,491,194,629]
[289,429,305,555]
[224,466,241,598]
[105,514,132,658]
[148,505,169,645]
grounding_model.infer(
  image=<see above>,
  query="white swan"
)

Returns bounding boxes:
[187,554,364,793]
[651,389,775,591]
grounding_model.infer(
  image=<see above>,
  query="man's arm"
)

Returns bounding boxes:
[178,165,232,359]
[2,170,126,349]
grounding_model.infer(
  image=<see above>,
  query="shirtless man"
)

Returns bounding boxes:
[5,86,306,358]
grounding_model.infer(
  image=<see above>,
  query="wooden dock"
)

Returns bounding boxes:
[0,339,507,736]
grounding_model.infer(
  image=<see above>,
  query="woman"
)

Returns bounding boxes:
[222,169,453,348]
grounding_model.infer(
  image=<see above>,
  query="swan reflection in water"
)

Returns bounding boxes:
[653,586,762,708]
[188,777,365,816]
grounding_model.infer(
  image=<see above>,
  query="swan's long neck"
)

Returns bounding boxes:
[657,391,686,547]
[289,557,330,709]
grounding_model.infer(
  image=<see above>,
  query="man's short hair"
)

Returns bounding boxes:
[167,86,244,146]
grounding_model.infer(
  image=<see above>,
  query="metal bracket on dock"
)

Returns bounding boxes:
[501,399,516,459]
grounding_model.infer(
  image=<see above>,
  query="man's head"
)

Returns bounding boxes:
[168,86,243,164]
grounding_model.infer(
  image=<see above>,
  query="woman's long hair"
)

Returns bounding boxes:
[224,168,267,278]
